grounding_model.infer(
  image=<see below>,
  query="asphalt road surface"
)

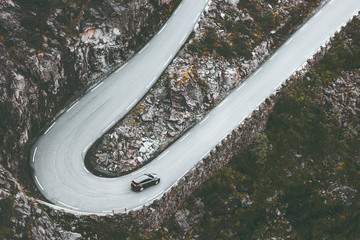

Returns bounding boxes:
[31,0,360,214]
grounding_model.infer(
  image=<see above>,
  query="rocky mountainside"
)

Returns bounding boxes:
[127,15,360,240]
[1,0,357,238]
[0,0,179,238]
[0,0,179,174]
[0,166,83,239]
[89,0,323,176]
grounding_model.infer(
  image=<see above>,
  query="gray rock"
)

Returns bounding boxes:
[141,109,154,122]
[59,231,83,240]
[139,146,147,153]
[137,157,144,163]
[143,142,152,149]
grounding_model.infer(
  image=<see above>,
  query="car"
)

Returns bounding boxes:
[131,173,160,192]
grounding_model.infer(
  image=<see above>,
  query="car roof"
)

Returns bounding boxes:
[133,174,152,182]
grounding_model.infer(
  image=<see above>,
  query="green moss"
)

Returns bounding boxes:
[134,14,360,240]
[187,0,322,60]
[0,196,15,238]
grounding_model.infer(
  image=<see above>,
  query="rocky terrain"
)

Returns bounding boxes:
[0,166,82,239]
[0,0,179,238]
[126,15,360,239]
[1,0,358,238]
[61,15,360,239]
[155,71,360,240]
[0,0,180,174]
[90,0,323,176]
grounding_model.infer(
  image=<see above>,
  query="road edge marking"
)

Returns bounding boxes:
[126,99,138,111]
[58,201,79,210]
[116,62,128,73]
[300,23,309,31]
[254,67,262,76]
[270,52,278,61]
[218,99,228,107]
[158,23,167,35]
[193,13,201,23]
[67,101,79,112]
[236,83,246,92]
[174,3,182,15]
[164,55,173,67]
[285,37,293,45]
[138,43,149,54]
[44,122,56,135]
[90,82,103,92]
[146,76,157,89]
[158,150,170,160]
[200,115,210,125]
[180,33,187,45]
[131,168,146,176]
[179,132,191,142]
[83,142,93,154]
[35,176,44,190]
[103,121,115,133]
[33,147,37,163]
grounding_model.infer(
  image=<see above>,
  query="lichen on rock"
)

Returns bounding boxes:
[89,0,323,176]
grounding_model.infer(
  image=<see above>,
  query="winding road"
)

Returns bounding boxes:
[31,0,360,214]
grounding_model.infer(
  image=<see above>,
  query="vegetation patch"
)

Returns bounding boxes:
[188,0,322,59]
[126,15,360,240]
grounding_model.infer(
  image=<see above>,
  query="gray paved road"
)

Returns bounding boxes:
[31,0,360,214]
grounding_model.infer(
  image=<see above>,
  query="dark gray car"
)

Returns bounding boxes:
[131,173,160,191]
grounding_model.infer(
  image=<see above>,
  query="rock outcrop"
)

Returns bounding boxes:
[0,0,179,237]
[47,18,360,236]
[90,0,323,176]
[0,165,82,239]
[0,0,180,173]
[2,0,355,238]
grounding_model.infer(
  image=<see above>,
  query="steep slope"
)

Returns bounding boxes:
[131,16,360,240]
[88,0,323,176]
[0,0,179,238]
